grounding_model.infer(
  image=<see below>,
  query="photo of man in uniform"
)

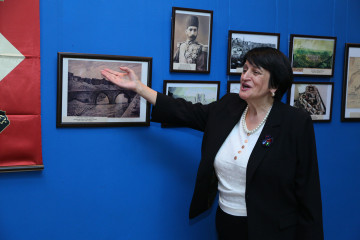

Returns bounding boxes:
[172,13,210,72]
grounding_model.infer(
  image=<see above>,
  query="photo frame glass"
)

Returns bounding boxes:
[228,31,280,75]
[170,7,213,73]
[342,44,360,121]
[290,35,336,77]
[288,82,334,122]
[57,53,152,127]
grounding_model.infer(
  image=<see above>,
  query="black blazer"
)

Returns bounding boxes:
[151,93,324,240]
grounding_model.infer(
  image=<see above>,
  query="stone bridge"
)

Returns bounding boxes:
[68,89,137,105]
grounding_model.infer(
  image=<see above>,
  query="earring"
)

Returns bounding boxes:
[271,92,275,97]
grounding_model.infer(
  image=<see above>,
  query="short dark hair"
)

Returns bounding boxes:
[241,47,293,101]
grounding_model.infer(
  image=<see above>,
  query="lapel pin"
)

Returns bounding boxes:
[262,135,273,148]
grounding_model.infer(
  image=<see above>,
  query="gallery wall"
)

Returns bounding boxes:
[1,0,359,239]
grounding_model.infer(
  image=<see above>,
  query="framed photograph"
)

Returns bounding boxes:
[227,30,280,75]
[162,80,220,127]
[289,34,337,77]
[170,7,213,73]
[227,81,241,93]
[341,43,360,121]
[288,81,334,122]
[57,52,152,127]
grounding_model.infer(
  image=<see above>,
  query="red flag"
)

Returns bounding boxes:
[0,0,43,171]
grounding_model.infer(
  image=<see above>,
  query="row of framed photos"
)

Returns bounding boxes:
[165,80,334,123]
[56,42,360,128]
[170,7,337,77]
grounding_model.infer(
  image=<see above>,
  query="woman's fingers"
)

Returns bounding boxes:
[102,68,121,76]
[100,70,114,80]
[119,67,138,81]
[119,66,131,73]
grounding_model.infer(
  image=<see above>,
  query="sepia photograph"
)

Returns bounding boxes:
[290,34,336,77]
[341,43,360,121]
[288,82,334,122]
[170,7,213,73]
[227,30,280,75]
[227,81,241,94]
[57,53,152,127]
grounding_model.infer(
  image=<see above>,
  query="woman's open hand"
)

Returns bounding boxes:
[100,66,157,105]
[101,67,139,91]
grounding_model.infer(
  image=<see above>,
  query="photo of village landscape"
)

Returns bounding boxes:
[228,31,279,75]
[290,35,336,76]
[165,81,219,105]
[161,80,219,127]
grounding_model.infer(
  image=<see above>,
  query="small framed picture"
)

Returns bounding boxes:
[170,7,213,73]
[227,81,241,93]
[289,34,337,77]
[162,80,220,127]
[57,52,152,127]
[288,81,334,122]
[341,43,360,121]
[227,30,280,75]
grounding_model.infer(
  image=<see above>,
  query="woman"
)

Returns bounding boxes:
[101,47,324,240]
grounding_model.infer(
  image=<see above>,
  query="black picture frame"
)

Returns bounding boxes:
[289,34,337,77]
[227,80,241,93]
[170,7,213,73]
[227,30,280,75]
[162,80,220,127]
[341,43,360,122]
[287,81,334,122]
[57,52,152,127]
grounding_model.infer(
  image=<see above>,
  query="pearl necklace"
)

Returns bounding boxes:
[242,105,272,135]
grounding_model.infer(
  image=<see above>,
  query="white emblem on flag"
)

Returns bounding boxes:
[0,33,25,82]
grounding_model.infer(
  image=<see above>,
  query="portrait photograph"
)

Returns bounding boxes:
[170,7,213,73]
[227,30,280,75]
[227,81,241,94]
[57,53,152,127]
[289,34,337,77]
[341,43,360,121]
[288,82,334,122]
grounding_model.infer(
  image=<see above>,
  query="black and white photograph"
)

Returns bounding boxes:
[227,30,280,75]
[341,43,360,121]
[288,82,334,122]
[57,53,152,127]
[170,7,213,73]
[227,81,241,94]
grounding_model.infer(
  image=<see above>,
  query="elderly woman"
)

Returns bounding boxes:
[101,47,323,240]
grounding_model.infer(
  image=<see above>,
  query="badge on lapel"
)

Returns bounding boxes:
[262,135,273,147]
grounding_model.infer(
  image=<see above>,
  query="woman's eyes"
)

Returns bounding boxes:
[243,68,261,75]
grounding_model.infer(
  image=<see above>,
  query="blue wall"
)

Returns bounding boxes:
[1,0,359,239]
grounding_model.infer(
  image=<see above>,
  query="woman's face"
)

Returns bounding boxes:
[239,60,274,103]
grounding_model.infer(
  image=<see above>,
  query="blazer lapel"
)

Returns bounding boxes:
[208,97,247,160]
[246,101,283,186]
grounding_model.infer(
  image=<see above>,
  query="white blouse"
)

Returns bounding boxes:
[214,113,264,216]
